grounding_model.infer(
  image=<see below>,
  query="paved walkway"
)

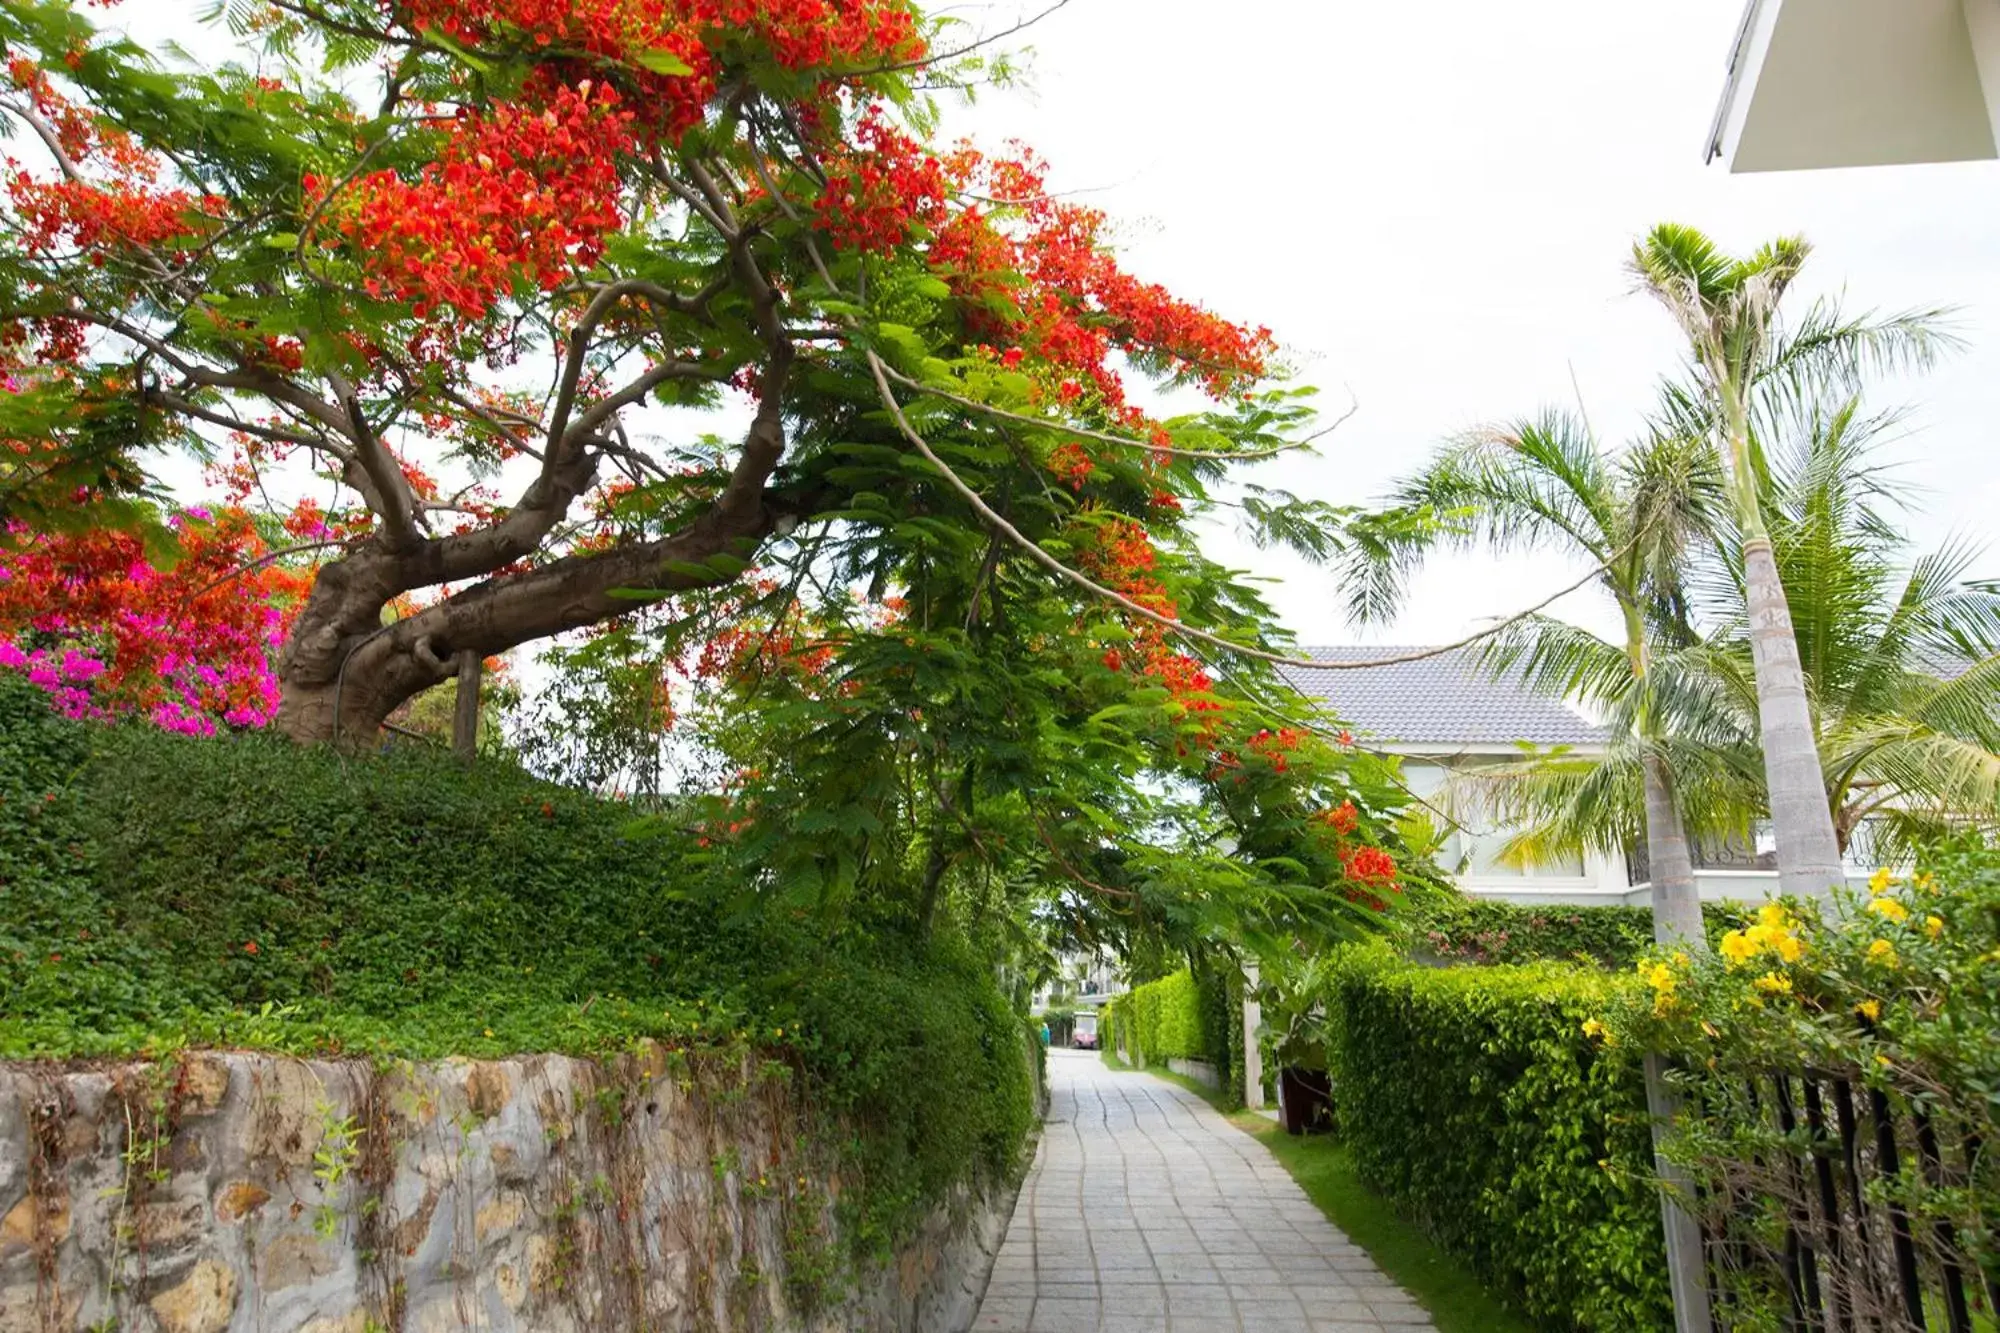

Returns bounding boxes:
[973,1050,1435,1333]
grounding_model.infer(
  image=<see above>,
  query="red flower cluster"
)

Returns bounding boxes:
[1047,441,1096,491]
[10,175,222,258]
[1318,799,1359,836]
[1246,726,1303,773]
[396,0,924,144]
[814,109,949,253]
[5,57,226,265]
[0,508,308,733]
[1081,517,1226,740]
[1342,844,1398,889]
[929,146,1276,407]
[329,80,633,320]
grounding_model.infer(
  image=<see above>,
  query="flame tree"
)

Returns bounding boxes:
[0,0,1439,940]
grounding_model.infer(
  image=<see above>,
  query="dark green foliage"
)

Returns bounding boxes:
[1403,895,1749,968]
[0,678,1032,1258]
[1104,963,1248,1108]
[1322,944,1671,1331]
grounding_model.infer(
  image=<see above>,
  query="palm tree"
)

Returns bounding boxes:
[1355,414,1725,945]
[1686,397,2000,859]
[1461,398,2000,879]
[1627,225,1952,897]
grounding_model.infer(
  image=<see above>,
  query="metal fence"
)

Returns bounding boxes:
[1699,1069,1996,1332]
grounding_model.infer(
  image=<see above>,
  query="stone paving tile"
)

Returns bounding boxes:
[972,1050,1433,1332]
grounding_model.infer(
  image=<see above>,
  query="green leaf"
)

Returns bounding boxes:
[633,47,694,76]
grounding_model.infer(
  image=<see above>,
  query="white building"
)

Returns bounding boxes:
[1707,0,2000,171]
[1284,648,1823,908]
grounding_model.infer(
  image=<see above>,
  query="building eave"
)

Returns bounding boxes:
[1705,0,1771,164]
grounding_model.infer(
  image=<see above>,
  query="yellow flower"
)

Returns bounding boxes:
[1924,916,1943,940]
[1913,871,1937,895]
[1641,962,1677,994]
[1753,972,1792,996]
[1581,1019,1607,1040]
[1865,897,1909,924]
[1719,931,1758,968]
[1854,999,1882,1022]
[1866,938,1899,968]
[1775,933,1805,963]
[1868,867,1896,896]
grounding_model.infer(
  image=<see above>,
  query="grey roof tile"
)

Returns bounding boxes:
[1281,646,1606,747]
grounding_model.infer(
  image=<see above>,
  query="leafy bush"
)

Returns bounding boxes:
[0,678,1033,1261]
[1610,851,2000,1327]
[1322,943,1671,1330]
[1106,969,1205,1065]
[1404,895,1749,968]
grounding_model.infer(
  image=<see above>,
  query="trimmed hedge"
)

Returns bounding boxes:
[1323,943,1669,1331]
[1104,968,1204,1065]
[0,678,1035,1262]
[1404,895,1749,968]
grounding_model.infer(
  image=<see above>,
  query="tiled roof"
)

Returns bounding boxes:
[1281,646,1607,748]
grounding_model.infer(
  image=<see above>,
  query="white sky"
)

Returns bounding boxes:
[941,0,2000,647]
[111,0,2000,653]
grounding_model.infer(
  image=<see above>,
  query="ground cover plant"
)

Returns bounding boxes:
[0,676,1035,1265]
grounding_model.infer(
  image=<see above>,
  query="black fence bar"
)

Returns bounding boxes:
[1697,1070,1992,1332]
[1799,1078,1851,1333]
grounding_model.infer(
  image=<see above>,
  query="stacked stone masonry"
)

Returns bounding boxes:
[0,1049,1010,1333]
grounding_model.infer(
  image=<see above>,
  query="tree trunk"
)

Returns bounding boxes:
[452,651,482,763]
[1642,753,1704,948]
[1646,1052,1715,1333]
[1742,536,1844,898]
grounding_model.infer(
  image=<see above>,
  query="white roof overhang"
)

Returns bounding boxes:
[1708,0,2000,172]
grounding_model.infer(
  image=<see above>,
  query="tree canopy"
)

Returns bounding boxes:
[0,0,1442,954]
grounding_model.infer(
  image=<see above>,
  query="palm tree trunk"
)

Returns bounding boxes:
[1641,753,1703,947]
[1623,603,1705,948]
[1742,535,1845,897]
[1625,608,1712,1330]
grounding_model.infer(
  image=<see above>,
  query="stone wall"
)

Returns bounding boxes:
[0,1047,1015,1333]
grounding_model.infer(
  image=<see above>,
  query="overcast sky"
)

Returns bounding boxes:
[940,0,2000,647]
[115,0,2000,653]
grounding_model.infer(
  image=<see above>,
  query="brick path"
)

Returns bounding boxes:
[972,1050,1436,1333]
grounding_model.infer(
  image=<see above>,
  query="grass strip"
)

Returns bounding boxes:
[1103,1051,1535,1333]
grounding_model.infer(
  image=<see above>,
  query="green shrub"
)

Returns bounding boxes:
[1404,895,1749,968]
[1113,969,1205,1064]
[1323,943,1670,1331]
[1614,855,2000,1326]
[0,678,1032,1262]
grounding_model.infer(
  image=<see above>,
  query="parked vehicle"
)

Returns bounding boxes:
[1070,1013,1099,1050]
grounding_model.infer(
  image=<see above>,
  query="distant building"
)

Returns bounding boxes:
[1030,945,1124,1015]
[1282,647,1858,908]
[1707,0,2000,171]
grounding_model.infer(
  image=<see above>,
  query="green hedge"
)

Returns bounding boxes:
[0,678,1034,1262]
[1323,944,1669,1331]
[1104,968,1203,1064]
[1404,895,1750,968]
